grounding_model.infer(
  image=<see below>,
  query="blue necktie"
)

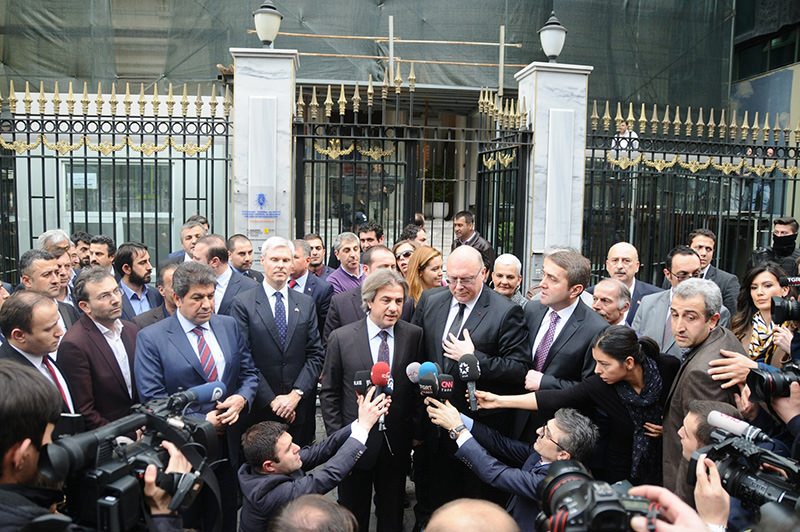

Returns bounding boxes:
[274,291,287,347]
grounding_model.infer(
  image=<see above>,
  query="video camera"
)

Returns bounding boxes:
[535,460,659,532]
[771,290,800,324]
[747,361,800,402]
[688,428,800,513]
[38,383,225,532]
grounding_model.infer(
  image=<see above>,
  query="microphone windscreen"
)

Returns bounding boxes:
[353,370,371,395]
[371,361,391,387]
[458,353,481,381]
[437,374,454,401]
[707,410,748,436]
[419,361,439,379]
[187,381,227,403]
[406,362,421,383]
[418,373,439,398]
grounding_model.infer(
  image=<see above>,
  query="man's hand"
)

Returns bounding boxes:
[525,369,543,391]
[443,329,475,363]
[144,440,192,515]
[216,394,247,425]
[772,325,794,354]
[628,485,706,532]
[425,398,463,431]
[772,381,800,424]
[271,390,302,419]
[708,349,757,389]
[356,386,390,432]
[205,410,225,434]
[693,455,729,527]
[474,390,502,410]
[734,384,759,421]
[643,422,663,438]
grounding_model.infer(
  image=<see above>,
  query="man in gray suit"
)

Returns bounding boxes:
[632,246,731,358]
[687,228,740,314]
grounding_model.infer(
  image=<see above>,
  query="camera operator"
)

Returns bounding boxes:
[0,360,188,532]
[771,381,800,458]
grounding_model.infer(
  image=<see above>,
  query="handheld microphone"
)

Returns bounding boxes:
[406,362,421,383]
[707,410,773,444]
[169,381,227,409]
[433,362,442,375]
[458,353,481,412]
[418,373,439,398]
[437,374,454,402]
[353,370,372,396]
[371,362,392,431]
[419,361,439,379]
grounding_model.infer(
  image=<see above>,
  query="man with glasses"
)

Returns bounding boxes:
[632,246,730,359]
[410,245,529,524]
[425,401,597,532]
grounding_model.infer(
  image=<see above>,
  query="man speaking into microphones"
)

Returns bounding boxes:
[321,269,424,532]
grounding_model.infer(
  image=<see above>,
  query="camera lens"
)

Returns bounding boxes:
[772,296,800,324]
[537,460,594,516]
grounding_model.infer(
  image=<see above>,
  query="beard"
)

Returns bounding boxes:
[129,270,151,286]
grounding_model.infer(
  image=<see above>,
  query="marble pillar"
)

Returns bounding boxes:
[230,47,299,257]
[514,61,593,284]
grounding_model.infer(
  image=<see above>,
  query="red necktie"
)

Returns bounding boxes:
[289,279,298,289]
[43,357,71,411]
[192,327,219,381]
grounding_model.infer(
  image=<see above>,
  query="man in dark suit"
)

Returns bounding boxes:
[426,401,598,532]
[19,249,79,332]
[160,220,206,266]
[230,236,325,447]
[451,211,496,274]
[586,242,662,325]
[0,291,81,436]
[134,261,259,532]
[321,269,424,532]
[133,262,178,329]
[193,234,257,315]
[686,228,740,314]
[57,267,138,429]
[323,245,413,344]
[517,250,608,440]
[290,239,333,335]
[89,234,117,278]
[305,233,335,278]
[411,245,530,519]
[114,242,163,321]
[228,233,264,283]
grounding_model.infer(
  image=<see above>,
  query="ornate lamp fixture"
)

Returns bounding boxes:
[538,11,567,62]
[253,1,283,47]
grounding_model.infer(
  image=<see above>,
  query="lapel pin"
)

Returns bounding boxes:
[294,307,300,312]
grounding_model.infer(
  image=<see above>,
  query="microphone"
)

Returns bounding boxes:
[419,361,439,380]
[406,362,421,383]
[437,374,454,402]
[371,362,392,431]
[458,353,481,412]
[707,410,773,444]
[418,373,439,398]
[169,381,227,409]
[353,370,372,396]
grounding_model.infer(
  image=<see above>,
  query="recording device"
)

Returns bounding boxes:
[418,373,439,398]
[535,460,659,532]
[437,374,454,402]
[353,370,372,396]
[707,410,773,444]
[371,362,392,432]
[406,362,421,384]
[746,361,800,402]
[458,353,481,411]
[418,361,439,380]
[687,428,800,512]
[38,383,223,532]
[772,294,800,324]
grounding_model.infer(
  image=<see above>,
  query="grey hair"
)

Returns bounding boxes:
[553,408,599,463]
[673,278,722,319]
[181,220,207,234]
[260,236,294,256]
[333,232,359,253]
[361,268,408,313]
[292,239,311,258]
[171,262,217,299]
[494,253,522,276]
[37,229,71,254]
[597,277,631,309]
[73,267,116,304]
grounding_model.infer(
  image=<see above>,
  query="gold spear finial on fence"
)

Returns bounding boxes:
[37,82,47,114]
[124,83,132,116]
[137,83,146,115]
[151,82,160,115]
[614,102,622,129]
[478,88,485,114]
[296,86,305,119]
[181,84,190,117]
[520,97,528,128]
[763,113,770,143]
[23,81,32,114]
[367,74,374,107]
[309,86,319,121]
[741,111,750,141]
[590,100,598,131]
[52,82,61,115]
[109,83,118,116]
[223,84,232,117]
[324,85,333,118]
[638,103,647,134]
[195,84,203,116]
[408,63,416,92]
[650,104,658,135]
[661,105,670,135]
[684,107,693,137]
[794,118,800,145]
[338,84,347,116]
[352,83,361,114]
[381,68,389,101]
[672,106,681,136]
[7,80,16,114]
[66,82,75,115]
[696,108,705,138]
[394,62,402,95]
[80,82,90,115]
[751,112,760,142]
[209,85,219,117]
[602,101,611,131]
[707,108,716,138]
[95,82,104,115]
[626,102,634,129]
[166,83,175,116]
[775,113,782,144]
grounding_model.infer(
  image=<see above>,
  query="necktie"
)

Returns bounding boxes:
[43,357,70,409]
[447,303,466,341]
[663,309,673,348]
[274,291,287,346]
[192,327,219,381]
[533,312,560,371]
[289,279,298,289]
[378,330,390,365]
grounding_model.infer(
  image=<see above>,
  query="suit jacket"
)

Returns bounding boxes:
[158,253,186,268]
[132,304,169,329]
[411,286,530,430]
[57,315,139,429]
[628,279,663,325]
[706,265,740,316]
[134,312,259,462]
[58,300,80,330]
[229,286,325,444]
[1,281,12,294]
[296,272,334,336]
[119,283,164,321]
[217,269,257,316]
[240,268,265,283]
[320,318,424,467]
[323,285,414,344]
[662,327,744,499]
[451,231,496,272]
[631,290,731,358]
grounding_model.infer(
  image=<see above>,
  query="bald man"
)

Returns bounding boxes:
[427,499,519,532]
[587,242,662,325]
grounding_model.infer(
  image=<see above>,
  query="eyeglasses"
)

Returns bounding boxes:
[396,250,414,260]
[446,271,482,287]
[543,424,566,452]
[94,287,121,301]
[669,270,703,282]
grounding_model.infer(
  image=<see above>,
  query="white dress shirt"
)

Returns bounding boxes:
[262,281,290,319]
[215,265,233,312]
[176,311,226,380]
[14,345,75,413]
[367,316,395,367]
[442,286,483,344]
[93,319,133,397]
[531,298,580,358]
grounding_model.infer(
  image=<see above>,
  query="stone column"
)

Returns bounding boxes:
[515,61,593,284]
[229,47,299,256]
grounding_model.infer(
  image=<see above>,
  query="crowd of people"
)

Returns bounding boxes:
[3,209,800,532]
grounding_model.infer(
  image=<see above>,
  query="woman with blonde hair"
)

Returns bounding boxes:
[406,246,443,303]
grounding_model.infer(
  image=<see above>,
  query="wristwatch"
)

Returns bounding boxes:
[449,424,467,440]
[293,388,304,397]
